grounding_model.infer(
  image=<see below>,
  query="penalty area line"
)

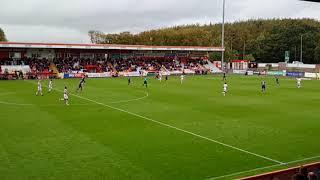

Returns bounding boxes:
[62,90,284,165]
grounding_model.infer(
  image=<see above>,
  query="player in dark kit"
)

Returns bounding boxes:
[76,77,86,92]
[275,76,280,86]
[223,73,227,81]
[128,77,131,85]
[143,77,148,88]
[261,81,266,93]
[165,75,168,81]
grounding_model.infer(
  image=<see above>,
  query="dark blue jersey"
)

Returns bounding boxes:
[79,78,85,85]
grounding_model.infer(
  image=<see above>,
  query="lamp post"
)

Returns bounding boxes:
[300,35,303,63]
[221,0,226,71]
[243,40,246,60]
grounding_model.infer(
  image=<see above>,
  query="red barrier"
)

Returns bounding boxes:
[240,162,320,180]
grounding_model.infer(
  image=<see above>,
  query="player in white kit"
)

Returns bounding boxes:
[48,79,53,92]
[297,78,302,88]
[36,80,43,96]
[223,82,228,96]
[180,75,185,84]
[60,86,69,105]
[159,73,162,82]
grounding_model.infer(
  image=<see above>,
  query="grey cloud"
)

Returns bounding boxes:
[0,0,319,43]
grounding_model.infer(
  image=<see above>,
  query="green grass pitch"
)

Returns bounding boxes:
[0,75,319,180]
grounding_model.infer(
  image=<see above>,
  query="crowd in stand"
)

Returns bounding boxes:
[292,166,319,180]
[0,58,51,73]
[0,57,210,74]
[112,58,176,72]
[52,58,110,73]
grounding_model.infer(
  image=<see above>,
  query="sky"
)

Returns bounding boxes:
[0,0,319,43]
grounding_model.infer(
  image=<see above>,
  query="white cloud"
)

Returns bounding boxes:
[1,25,89,43]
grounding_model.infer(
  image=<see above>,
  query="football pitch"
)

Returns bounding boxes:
[0,75,319,180]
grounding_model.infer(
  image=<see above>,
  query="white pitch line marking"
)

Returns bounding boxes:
[0,101,33,106]
[26,80,283,164]
[0,92,15,96]
[0,91,148,107]
[2,82,148,107]
[60,89,284,164]
[0,101,97,107]
[108,91,149,104]
[207,155,320,180]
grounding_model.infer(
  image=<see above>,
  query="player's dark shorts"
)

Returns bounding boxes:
[144,81,147,84]
[262,85,266,90]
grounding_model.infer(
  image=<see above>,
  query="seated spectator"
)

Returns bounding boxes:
[292,173,306,180]
[0,56,212,74]
[300,167,309,180]
[308,172,318,180]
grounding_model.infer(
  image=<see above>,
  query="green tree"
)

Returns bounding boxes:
[88,30,105,44]
[0,28,7,42]
[89,18,320,63]
[314,45,320,64]
[245,54,256,61]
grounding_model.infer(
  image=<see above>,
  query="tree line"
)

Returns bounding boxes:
[89,18,320,64]
[0,28,7,42]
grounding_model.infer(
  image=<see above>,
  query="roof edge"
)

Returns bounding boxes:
[0,42,224,51]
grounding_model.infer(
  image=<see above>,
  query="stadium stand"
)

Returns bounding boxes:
[241,162,320,180]
[0,56,215,79]
[0,42,221,79]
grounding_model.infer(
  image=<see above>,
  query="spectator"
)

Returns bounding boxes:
[300,167,309,180]
[292,173,307,180]
[308,172,318,180]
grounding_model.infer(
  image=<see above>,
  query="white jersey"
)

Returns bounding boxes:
[37,82,42,90]
[297,79,301,84]
[64,89,69,99]
[48,81,53,90]
[297,78,302,88]
[223,84,228,92]
[181,75,185,80]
